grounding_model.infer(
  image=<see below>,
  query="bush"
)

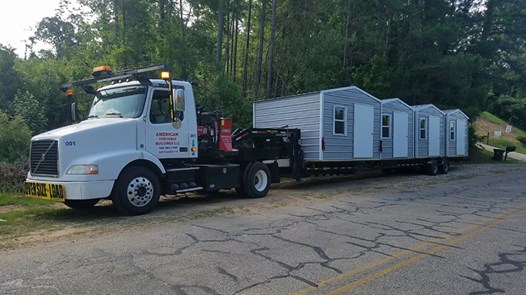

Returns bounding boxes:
[0,110,32,163]
[518,136,526,146]
[0,161,28,192]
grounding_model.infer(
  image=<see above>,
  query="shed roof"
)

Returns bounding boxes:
[412,104,444,114]
[443,109,469,119]
[321,85,382,103]
[382,98,413,111]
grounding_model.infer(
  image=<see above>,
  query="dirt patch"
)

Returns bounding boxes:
[5,226,108,250]
[474,118,522,146]
[0,205,18,213]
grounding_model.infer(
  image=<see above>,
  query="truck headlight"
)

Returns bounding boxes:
[67,164,99,175]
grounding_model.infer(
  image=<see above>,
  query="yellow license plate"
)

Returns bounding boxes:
[25,182,66,202]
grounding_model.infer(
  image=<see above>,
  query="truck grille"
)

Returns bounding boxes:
[30,140,59,176]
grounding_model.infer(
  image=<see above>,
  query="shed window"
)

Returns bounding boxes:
[419,118,427,140]
[381,114,391,138]
[333,106,346,135]
[449,121,456,141]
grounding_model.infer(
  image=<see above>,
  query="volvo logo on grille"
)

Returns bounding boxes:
[41,153,46,162]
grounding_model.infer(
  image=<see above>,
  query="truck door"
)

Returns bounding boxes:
[144,88,190,159]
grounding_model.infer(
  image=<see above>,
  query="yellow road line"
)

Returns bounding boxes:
[292,205,526,295]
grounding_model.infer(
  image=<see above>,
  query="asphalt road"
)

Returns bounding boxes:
[1,166,526,295]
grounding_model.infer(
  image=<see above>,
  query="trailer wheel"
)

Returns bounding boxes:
[64,199,99,209]
[439,159,450,174]
[112,166,160,215]
[426,159,439,176]
[241,162,271,198]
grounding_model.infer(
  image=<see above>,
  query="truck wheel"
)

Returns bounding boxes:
[242,162,271,198]
[64,199,99,209]
[439,159,450,174]
[112,166,160,215]
[426,159,438,176]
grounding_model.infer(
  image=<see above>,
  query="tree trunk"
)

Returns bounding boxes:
[256,0,268,98]
[225,3,231,75]
[233,11,239,80]
[265,0,277,99]
[242,0,253,96]
[342,0,352,70]
[179,0,188,79]
[217,0,225,68]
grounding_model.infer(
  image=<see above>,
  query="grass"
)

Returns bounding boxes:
[478,111,526,137]
[480,111,509,126]
[468,147,521,164]
[477,111,526,153]
[488,137,526,154]
[0,192,113,248]
[0,191,55,207]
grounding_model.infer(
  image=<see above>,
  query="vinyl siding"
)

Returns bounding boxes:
[322,87,381,160]
[414,105,445,158]
[381,99,414,158]
[253,93,321,160]
[444,110,469,157]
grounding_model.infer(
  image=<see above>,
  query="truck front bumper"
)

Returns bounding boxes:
[25,179,115,201]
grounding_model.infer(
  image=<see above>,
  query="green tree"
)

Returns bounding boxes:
[12,91,48,134]
[0,45,22,111]
[0,111,32,163]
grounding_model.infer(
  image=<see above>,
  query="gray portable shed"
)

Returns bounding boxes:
[380,98,414,159]
[413,104,445,158]
[443,109,469,157]
[253,86,382,161]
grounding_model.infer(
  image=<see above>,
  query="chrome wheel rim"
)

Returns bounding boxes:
[127,177,154,207]
[254,170,268,192]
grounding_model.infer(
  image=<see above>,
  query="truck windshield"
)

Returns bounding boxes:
[88,86,147,118]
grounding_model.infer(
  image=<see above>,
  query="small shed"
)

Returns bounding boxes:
[380,98,414,159]
[253,86,382,161]
[413,104,445,158]
[443,109,469,157]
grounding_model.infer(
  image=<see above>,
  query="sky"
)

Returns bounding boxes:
[0,0,62,57]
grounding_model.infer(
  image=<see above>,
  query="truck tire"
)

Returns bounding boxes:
[64,199,99,209]
[241,162,271,198]
[426,159,439,176]
[112,166,160,215]
[439,159,450,174]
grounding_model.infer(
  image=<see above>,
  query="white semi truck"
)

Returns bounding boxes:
[25,65,301,215]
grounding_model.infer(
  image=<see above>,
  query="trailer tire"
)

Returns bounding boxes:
[241,162,271,198]
[439,159,450,174]
[112,166,160,215]
[426,159,439,176]
[64,199,99,209]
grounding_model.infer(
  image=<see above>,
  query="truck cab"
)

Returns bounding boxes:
[25,66,200,214]
[25,65,284,215]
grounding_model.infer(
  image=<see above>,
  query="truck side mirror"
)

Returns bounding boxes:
[174,89,185,112]
[71,103,77,122]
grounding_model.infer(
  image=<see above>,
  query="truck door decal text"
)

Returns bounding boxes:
[155,131,180,154]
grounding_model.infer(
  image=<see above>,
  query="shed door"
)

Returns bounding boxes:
[353,104,374,158]
[457,119,467,155]
[393,112,409,157]
[428,115,440,156]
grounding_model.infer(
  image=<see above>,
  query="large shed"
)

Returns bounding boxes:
[253,86,382,161]
[380,98,414,159]
[413,104,445,158]
[443,109,469,157]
